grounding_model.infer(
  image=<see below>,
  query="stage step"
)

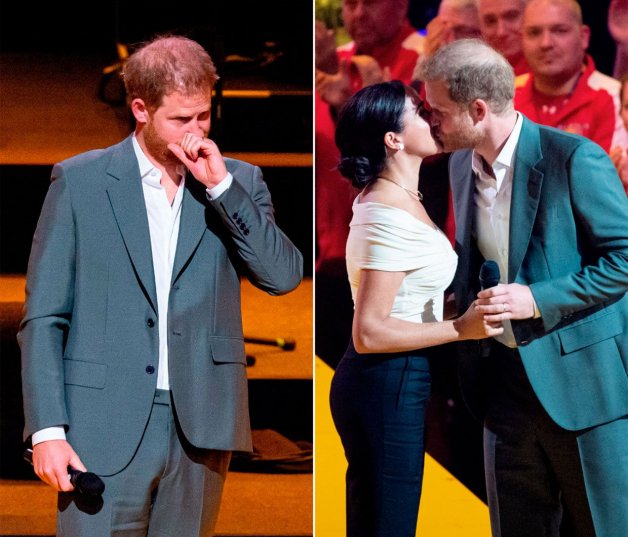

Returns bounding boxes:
[0,472,312,537]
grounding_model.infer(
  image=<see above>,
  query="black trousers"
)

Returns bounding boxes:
[483,344,597,537]
[330,340,431,537]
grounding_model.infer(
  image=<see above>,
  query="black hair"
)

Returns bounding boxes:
[335,80,408,189]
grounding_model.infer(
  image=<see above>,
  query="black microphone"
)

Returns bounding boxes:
[23,448,105,497]
[479,260,500,290]
[478,260,501,357]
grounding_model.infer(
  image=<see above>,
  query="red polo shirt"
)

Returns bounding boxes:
[515,55,628,153]
[316,22,424,270]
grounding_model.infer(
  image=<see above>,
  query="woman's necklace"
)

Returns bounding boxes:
[377,176,423,202]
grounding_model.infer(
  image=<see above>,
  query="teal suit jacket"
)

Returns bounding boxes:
[19,136,303,475]
[450,117,628,431]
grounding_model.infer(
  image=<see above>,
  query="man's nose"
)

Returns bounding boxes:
[352,1,367,19]
[539,30,553,48]
[189,120,206,137]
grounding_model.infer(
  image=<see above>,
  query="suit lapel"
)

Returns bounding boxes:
[172,178,208,285]
[449,149,476,307]
[106,137,158,313]
[508,118,544,282]
[450,149,475,254]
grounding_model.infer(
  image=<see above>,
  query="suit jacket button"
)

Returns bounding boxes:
[146,365,155,374]
[243,229,250,236]
[147,318,155,327]
[232,212,239,219]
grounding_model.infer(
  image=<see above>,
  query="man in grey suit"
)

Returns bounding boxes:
[18,35,303,536]
[417,39,628,536]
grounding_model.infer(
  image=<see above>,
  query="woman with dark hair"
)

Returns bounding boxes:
[329,80,502,537]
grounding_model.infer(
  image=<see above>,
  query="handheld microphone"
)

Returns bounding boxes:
[478,260,501,356]
[479,260,500,290]
[23,448,105,497]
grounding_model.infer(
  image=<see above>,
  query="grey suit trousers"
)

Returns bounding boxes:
[57,390,231,537]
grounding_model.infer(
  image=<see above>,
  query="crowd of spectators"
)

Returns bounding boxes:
[315,0,628,365]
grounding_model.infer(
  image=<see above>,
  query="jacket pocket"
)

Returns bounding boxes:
[558,308,622,354]
[63,359,107,389]
[209,337,246,364]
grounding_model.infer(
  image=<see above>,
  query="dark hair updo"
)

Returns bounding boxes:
[335,80,409,189]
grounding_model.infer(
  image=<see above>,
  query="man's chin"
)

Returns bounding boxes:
[436,139,456,153]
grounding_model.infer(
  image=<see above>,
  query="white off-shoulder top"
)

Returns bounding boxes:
[346,201,458,323]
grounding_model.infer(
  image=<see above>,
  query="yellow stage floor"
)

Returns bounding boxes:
[315,357,491,536]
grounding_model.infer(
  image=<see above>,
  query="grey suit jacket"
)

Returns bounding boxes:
[450,117,628,431]
[19,136,303,475]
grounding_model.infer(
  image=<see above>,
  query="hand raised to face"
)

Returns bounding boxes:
[168,133,228,189]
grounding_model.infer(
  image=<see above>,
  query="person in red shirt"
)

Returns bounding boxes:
[421,0,482,59]
[476,0,530,76]
[514,0,628,153]
[610,73,628,194]
[315,0,423,366]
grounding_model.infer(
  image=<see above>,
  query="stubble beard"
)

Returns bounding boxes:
[436,118,483,152]
[143,121,181,168]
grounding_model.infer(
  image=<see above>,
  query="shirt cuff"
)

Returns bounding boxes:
[32,426,66,446]
[206,172,233,200]
[532,298,542,319]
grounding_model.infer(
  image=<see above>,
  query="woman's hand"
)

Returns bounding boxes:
[454,300,504,340]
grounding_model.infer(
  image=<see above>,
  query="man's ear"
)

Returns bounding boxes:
[469,99,488,124]
[131,98,150,124]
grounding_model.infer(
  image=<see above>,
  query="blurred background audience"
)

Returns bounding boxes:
[315,0,423,368]
[476,0,530,75]
[514,0,627,153]
[316,0,627,364]
[611,73,628,193]
[315,0,628,500]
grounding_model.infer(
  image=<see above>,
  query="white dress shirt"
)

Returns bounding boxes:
[472,112,523,348]
[32,137,232,445]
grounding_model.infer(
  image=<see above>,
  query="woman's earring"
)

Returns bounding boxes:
[396,143,404,151]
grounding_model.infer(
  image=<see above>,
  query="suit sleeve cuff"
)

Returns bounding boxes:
[32,426,66,446]
[206,173,233,200]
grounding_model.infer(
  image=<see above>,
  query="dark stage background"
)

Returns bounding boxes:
[0,0,313,489]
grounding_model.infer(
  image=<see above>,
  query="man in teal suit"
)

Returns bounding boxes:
[417,39,628,536]
[18,36,303,536]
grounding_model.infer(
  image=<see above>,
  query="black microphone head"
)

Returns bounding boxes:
[71,470,105,497]
[479,260,500,289]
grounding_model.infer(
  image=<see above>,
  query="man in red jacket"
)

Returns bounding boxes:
[476,0,530,76]
[514,0,628,153]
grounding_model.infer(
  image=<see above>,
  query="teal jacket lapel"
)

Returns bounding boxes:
[508,117,544,282]
[105,137,158,313]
